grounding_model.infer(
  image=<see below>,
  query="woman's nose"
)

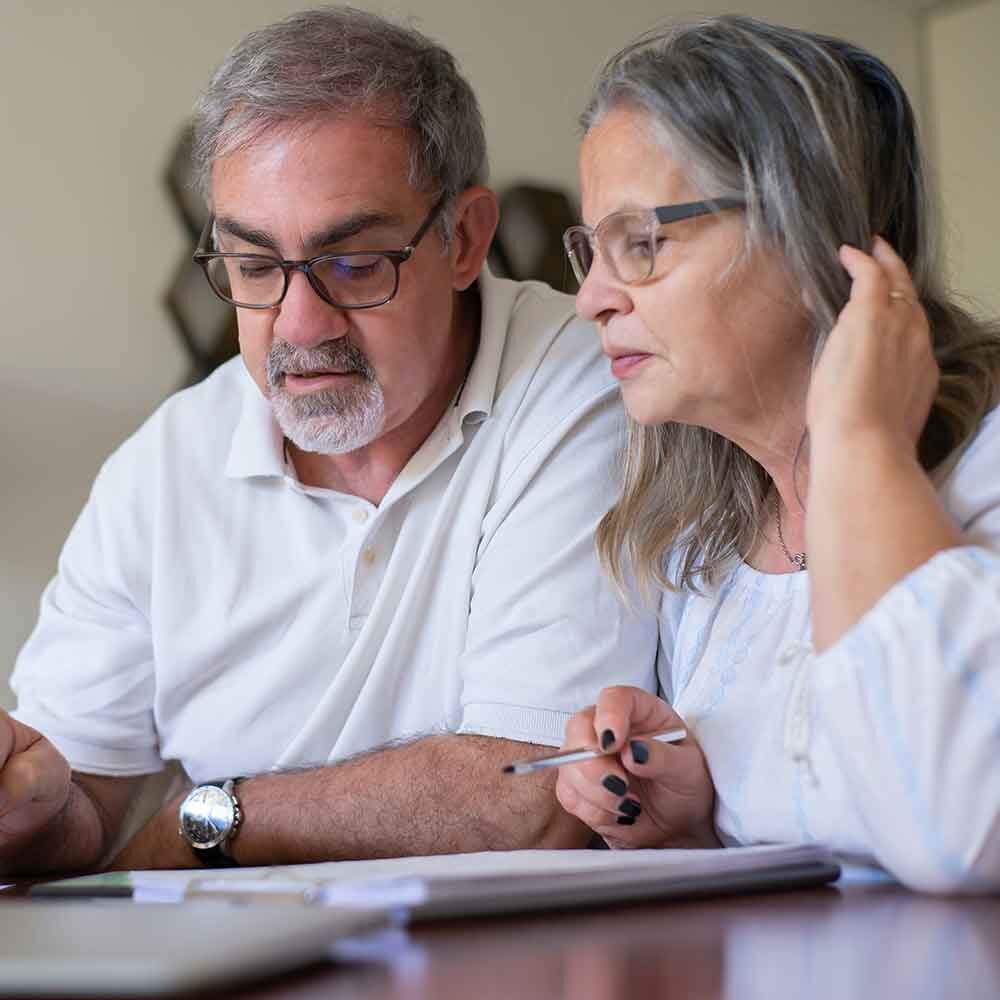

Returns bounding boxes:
[574,258,633,326]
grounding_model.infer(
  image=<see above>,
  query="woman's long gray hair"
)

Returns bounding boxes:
[589,15,1000,599]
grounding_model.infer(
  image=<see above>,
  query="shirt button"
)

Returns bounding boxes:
[352,508,369,524]
[362,547,376,565]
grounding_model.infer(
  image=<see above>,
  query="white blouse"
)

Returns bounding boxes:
[660,408,1000,892]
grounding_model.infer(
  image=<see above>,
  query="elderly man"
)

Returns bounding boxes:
[0,7,654,874]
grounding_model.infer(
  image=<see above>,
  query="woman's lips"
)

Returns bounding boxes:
[283,371,358,394]
[609,353,652,379]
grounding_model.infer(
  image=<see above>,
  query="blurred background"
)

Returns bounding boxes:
[2,0,998,706]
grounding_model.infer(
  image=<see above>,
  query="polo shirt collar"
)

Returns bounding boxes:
[453,265,514,426]
[225,364,287,480]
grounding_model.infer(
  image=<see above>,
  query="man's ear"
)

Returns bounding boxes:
[447,186,499,291]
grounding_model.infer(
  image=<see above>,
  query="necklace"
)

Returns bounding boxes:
[774,493,807,571]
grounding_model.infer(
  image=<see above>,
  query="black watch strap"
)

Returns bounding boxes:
[198,778,242,867]
[194,840,238,868]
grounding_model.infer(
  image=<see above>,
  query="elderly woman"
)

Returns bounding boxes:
[555,15,1000,891]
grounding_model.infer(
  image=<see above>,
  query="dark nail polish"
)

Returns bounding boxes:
[602,775,627,796]
[619,797,642,818]
[616,815,636,826]
[601,729,615,750]
[630,740,649,764]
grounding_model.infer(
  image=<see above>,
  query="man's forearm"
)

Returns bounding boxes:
[114,735,590,870]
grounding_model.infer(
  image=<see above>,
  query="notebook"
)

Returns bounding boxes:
[33,843,840,920]
[0,898,386,996]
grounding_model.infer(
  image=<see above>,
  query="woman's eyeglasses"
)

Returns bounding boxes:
[563,198,744,286]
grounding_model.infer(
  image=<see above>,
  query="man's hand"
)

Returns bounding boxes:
[555,686,719,850]
[0,710,141,877]
[0,710,71,846]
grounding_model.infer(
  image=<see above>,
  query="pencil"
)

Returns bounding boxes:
[502,727,687,775]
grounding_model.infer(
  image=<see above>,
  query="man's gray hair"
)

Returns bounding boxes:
[191,5,488,211]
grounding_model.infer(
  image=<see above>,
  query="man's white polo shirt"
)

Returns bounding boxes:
[12,271,656,782]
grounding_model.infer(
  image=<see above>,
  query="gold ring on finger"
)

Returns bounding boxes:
[888,289,916,307]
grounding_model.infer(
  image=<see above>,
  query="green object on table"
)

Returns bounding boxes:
[30,870,134,898]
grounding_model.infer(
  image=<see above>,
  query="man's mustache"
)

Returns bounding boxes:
[266,339,374,389]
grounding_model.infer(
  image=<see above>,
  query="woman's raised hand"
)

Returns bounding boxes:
[804,236,959,652]
[807,235,938,452]
[555,686,719,849]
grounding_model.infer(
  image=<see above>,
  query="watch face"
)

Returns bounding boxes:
[179,785,236,849]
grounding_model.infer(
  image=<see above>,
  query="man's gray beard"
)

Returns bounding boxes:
[266,338,386,455]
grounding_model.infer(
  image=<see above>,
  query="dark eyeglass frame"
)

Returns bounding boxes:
[193,194,448,310]
[562,197,745,286]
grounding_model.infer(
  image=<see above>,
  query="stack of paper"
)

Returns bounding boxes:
[40,843,841,919]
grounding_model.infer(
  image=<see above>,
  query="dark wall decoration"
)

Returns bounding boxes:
[489,184,578,295]
[163,126,240,388]
[162,125,578,386]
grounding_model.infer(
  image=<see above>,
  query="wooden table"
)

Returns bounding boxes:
[4,880,998,998]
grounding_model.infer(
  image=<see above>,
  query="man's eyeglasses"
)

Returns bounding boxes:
[194,196,447,310]
[562,198,744,286]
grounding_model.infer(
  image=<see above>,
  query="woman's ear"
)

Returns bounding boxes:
[447,186,500,291]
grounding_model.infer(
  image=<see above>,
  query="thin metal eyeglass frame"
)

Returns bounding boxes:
[563,197,745,286]
[193,194,448,310]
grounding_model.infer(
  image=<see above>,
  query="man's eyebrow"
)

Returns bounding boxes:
[306,211,406,252]
[214,218,280,252]
[214,210,406,255]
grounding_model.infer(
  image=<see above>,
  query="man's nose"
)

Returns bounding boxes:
[272,270,350,348]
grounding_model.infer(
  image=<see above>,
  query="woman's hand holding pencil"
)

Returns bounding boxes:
[503,727,687,775]
[523,685,720,851]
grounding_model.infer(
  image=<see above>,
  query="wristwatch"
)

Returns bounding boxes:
[178,778,244,867]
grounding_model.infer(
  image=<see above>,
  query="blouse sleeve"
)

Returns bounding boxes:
[809,410,1000,892]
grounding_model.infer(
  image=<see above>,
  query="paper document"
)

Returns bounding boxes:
[35,843,839,919]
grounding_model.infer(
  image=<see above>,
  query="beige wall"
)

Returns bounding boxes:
[924,0,1000,317]
[0,2,924,706]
